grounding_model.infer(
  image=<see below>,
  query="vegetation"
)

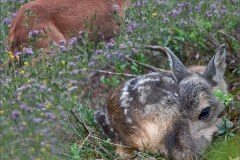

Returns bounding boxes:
[0,0,239,159]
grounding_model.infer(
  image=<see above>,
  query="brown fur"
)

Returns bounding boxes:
[7,0,130,53]
[2,0,131,68]
[94,44,228,159]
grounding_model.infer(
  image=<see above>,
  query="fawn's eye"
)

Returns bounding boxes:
[199,107,210,120]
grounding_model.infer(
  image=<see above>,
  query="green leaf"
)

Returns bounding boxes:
[106,138,111,143]
[218,128,226,134]
[225,122,232,128]
[216,123,224,129]
[228,133,235,137]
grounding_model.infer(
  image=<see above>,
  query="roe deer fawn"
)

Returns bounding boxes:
[95,44,228,160]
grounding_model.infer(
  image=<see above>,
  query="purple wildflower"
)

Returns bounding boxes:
[132,2,138,7]
[181,19,187,25]
[59,70,65,75]
[231,0,237,3]
[39,128,49,136]
[233,11,238,16]
[143,0,148,5]
[93,56,98,61]
[19,126,25,131]
[128,41,133,46]
[29,30,39,38]
[199,1,204,5]
[132,48,138,54]
[68,80,78,85]
[119,44,127,49]
[11,110,19,120]
[33,118,42,123]
[0,41,3,45]
[60,45,66,52]
[79,30,84,35]
[57,105,63,110]
[88,61,95,67]
[177,3,183,7]
[98,32,104,40]
[131,22,138,29]
[45,112,55,120]
[37,103,46,108]
[3,16,12,25]
[125,18,130,24]
[164,18,170,23]
[205,11,210,16]
[25,47,34,54]
[106,42,115,47]
[158,1,166,5]
[68,62,76,67]
[58,40,66,45]
[40,85,47,91]
[15,52,22,56]
[71,69,79,75]
[117,53,124,58]
[106,54,111,59]
[214,10,219,15]
[221,9,226,14]
[95,50,103,54]
[210,2,218,9]
[127,26,133,33]
[69,37,77,45]
[74,55,81,59]
[142,23,147,28]
[195,6,200,12]
[20,104,32,111]
[207,13,213,17]
[111,4,119,12]
[47,88,52,92]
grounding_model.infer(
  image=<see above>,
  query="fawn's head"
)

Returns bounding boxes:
[164,44,227,159]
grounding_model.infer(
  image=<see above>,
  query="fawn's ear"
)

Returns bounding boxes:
[164,47,190,82]
[203,44,226,84]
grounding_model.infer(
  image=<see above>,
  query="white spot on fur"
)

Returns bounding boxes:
[124,108,128,114]
[110,127,114,132]
[163,77,175,84]
[132,126,137,129]
[105,109,110,125]
[126,117,132,123]
[144,104,157,114]
[133,77,159,90]
[138,85,151,103]
[120,79,134,108]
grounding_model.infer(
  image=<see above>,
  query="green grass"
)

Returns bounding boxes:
[0,0,239,159]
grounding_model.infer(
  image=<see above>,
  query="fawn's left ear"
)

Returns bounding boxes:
[164,47,190,82]
[203,44,226,84]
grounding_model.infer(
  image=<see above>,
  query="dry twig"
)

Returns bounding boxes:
[70,109,90,133]
[93,69,136,77]
[124,56,167,73]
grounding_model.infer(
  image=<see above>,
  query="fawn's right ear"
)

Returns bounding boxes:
[203,44,226,85]
[164,47,190,82]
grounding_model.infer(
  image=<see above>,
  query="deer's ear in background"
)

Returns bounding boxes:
[164,47,190,83]
[203,44,226,85]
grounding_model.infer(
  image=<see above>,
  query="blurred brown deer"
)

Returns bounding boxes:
[3,0,131,67]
